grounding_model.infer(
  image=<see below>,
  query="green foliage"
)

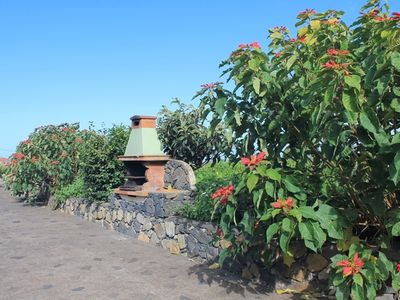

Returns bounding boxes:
[0,164,6,177]
[3,123,81,202]
[176,161,243,221]
[78,124,130,202]
[195,0,400,297]
[53,176,85,206]
[157,99,230,169]
[330,244,394,300]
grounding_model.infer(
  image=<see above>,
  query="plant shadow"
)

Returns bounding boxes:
[187,262,302,299]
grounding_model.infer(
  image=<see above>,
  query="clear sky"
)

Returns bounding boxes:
[1,0,399,157]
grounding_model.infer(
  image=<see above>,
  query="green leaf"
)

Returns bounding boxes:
[286,55,297,70]
[265,181,275,197]
[390,99,400,112]
[336,283,351,300]
[234,109,242,125]
[324,85,335,104]
[344,75,361,91]
[279,231,291,253]
[342,91,359,112]
[311,222,327,249]
[247,174,259,192]
[299,221,313,240]
[392,221,400,236]
[353,273,363,286]
[391,52,400,72]
[214,98,226,117]
[252,77,261,95]
[266,223,280,243]
[283,176,301,193]
[389,152,400,186]
[240,211,253,234]
[299,206,318,220]
[281,218,292,232]
[392,273,400,291]
[265,168,281,181]
[351,282,365,300]
[360,107,379,134]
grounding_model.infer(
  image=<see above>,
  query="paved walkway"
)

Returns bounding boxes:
[0,182,289,300]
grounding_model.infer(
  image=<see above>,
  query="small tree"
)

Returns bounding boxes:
[157,99,229,169]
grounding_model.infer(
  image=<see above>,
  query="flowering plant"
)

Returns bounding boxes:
[196,0,400,297]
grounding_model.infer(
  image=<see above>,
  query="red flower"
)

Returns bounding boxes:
[76,138,83,143]
[238,43,248,49]
[327,49,349,56]
[22,140,31,145]
[11,159,17,166]
[397,262,400,273]
[273,26,288,33]
[249,41,260,49]
[299,9,316,16]
[375,16,390,22]
[51,160,59,165]
[336,252,364,277]
[271,197,294,211]
[241,152,266,168]
[297,36,306,43]
[211,185,234,205]
[323,60,339,69]
[31,156,39,162]
[289,38,297,43]
[392,12,400,20]
[286,197,294,209]
[271,201,282,209]
[323,18,340,25]
[12,153,25,160]
[201,82,219,90]
[274,52,283,57]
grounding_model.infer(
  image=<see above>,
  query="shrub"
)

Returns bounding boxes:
[3,123,81,202]
[176,161,243,221]
[53,176,85,206]
[157,99,230,169]
[197,1,400,298]
[78,124,130,202]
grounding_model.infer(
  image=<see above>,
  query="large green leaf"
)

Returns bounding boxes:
[266,223,280,243]
[342,91,359,112]
[392,221,400,236]
[391,52,400,72]
[360,107,379,134]
[247,174,259,192]
[214,98,226,117]
[389,152,400,186]
[344,75,361,91]
[265,169,281,181]
[252,77,261,95]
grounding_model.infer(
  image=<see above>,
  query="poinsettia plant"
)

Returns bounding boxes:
[199,0,400,297]
[4,123,82,202]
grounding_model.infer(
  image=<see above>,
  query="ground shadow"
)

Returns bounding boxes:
[187,262,302,299]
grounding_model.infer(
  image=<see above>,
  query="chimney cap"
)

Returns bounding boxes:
[130,115,157,121]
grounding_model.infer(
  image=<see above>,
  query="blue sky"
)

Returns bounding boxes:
[0,0,399,157]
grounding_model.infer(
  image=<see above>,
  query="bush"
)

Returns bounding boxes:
[177,161,243,221]
[0,164,6,178]
[3,123,81,202]
[78,124,130,202]
[53,176,85,206]
[197,1,400,298]
[157,99,230,169]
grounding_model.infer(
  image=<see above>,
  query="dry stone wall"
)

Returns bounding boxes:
[59,192,219,260]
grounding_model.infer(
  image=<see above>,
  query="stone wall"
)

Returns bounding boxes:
[59,192,219,260]
[58,159,218,260]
